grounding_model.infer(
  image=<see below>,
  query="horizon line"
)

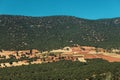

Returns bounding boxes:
[0,14,120,20]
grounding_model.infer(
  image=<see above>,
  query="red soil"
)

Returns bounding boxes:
[97,54,120,62]
[81,53,120,62]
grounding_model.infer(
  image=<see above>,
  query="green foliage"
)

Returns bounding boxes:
[0,59,119,80]
[0,15,120,51]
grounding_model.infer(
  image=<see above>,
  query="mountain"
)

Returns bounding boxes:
[0,15,120,51]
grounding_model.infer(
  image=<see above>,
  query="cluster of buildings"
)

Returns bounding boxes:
[0,45,120,68]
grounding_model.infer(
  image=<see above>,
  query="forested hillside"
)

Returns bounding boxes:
[0,59,120,80]
[0,15,120,50]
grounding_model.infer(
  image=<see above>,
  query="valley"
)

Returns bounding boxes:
[0,15,120,80]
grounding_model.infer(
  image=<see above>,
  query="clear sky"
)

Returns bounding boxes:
[0,0,120,19]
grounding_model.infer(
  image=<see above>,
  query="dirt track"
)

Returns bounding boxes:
[82,53,120,62]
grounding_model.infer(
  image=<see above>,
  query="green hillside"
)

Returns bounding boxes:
[0,15,120,51]
[0,59,120,80]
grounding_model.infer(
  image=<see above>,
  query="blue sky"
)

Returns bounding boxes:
[0,0,120,19]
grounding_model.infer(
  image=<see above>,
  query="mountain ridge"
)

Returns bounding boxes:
[1,14,120,20]
[0,15,120,51]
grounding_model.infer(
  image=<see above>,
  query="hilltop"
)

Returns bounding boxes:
[0,15,120,50]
